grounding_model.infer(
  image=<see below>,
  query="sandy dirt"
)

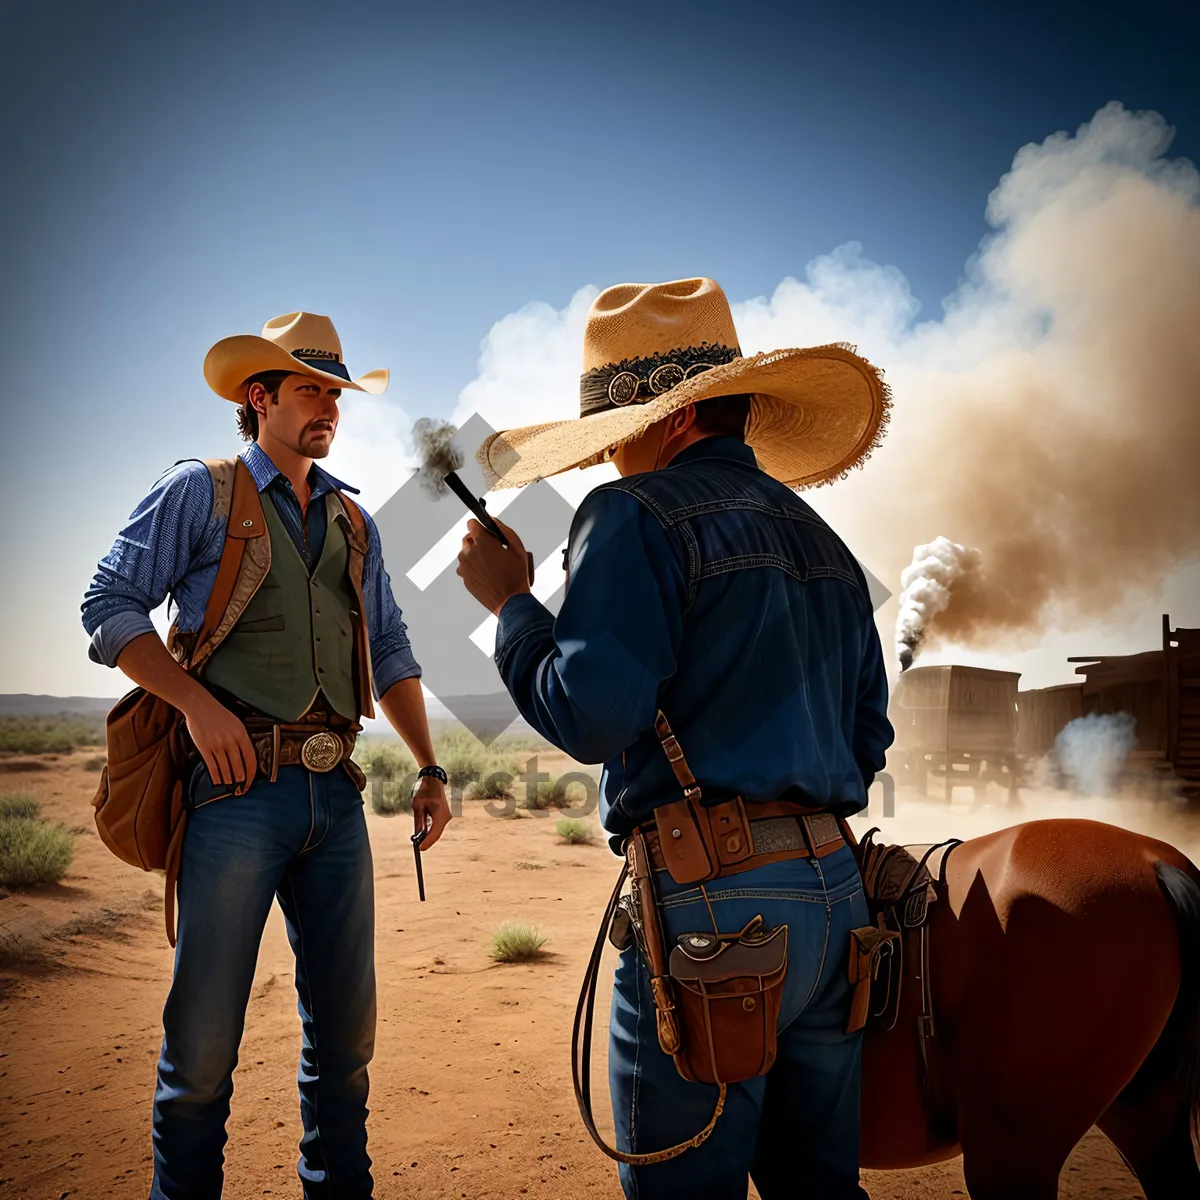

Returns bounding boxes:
[3,749,1185,1198]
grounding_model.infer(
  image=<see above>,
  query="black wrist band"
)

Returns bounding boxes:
[416,764,447,785]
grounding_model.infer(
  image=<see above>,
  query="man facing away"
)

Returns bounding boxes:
[81,312,452,1199]
[457,278,895,1199]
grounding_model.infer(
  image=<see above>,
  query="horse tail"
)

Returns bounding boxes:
[1153,861,1200,1156]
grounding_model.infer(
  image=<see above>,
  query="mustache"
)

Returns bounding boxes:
[303,417,337,435]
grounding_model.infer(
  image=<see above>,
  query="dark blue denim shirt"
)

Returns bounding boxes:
[493,434,894,842]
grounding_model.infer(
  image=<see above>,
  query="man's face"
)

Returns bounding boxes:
[255,374,343,458]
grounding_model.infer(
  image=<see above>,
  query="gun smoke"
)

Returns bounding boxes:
[412,417,465,499]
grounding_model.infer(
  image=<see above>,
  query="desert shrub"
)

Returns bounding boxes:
[83,756,107,772]
[352,738,417,816]
[0,793,40,820]
[556,818,596,845]
[0,716,105,755]
[0,815,75,887]
[491,921,547,963]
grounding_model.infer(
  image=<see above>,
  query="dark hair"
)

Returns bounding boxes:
[236,370,293,442]
[691,392,752,438]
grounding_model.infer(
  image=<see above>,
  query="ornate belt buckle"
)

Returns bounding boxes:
[300,731,343,773]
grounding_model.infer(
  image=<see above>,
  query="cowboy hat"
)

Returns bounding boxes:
[203,311,389,403]
[475,277,890,491]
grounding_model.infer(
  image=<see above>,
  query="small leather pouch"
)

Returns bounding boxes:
[667,919,788,1085]
[653,797,718,884]
[708,797,754,869]
[846,924,900,1034]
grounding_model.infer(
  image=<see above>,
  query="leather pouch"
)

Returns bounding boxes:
[708,796,754,869]
[846,924,901,1034]
[666,921,788,1085]
[653,798,717,884]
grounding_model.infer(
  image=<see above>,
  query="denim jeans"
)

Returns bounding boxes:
[608,844,871,1199]
[150,762,376,1199]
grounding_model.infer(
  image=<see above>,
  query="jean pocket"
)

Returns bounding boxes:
[186,760,238,812]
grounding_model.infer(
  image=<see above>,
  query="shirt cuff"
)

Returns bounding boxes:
[88,611,157,667]
[494,592,554,672]
[373,648,422,699]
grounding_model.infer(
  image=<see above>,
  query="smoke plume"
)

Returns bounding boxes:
[412,417,464,499]
[896,538,983,668]
[1054,712,1138,797]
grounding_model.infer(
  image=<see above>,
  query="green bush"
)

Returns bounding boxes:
[556,818,596,845]
[0,793,40,820]
[0,716,106,755]
[491,921,547,963]
[0,815,75,887]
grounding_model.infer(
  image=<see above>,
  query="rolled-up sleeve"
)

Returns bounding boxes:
[362,511,422,697]
[81,462,215,666]
[494,488,687,764]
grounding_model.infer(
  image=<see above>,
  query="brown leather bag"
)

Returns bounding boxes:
[91,458,374,945]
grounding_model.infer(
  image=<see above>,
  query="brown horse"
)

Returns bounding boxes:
[860,818,1200,1198]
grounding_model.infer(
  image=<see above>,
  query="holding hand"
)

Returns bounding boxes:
[412,774,452,849]
[457,517,534,616]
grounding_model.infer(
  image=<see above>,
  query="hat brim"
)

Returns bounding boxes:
[203,334,389,403]
[475,343,891,492]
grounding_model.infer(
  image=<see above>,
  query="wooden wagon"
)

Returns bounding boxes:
[888,664,1021,800]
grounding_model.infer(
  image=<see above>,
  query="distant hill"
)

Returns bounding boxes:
[0,694,118,717]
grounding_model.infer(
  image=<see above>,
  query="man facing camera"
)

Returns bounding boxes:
[82,312,452,1199]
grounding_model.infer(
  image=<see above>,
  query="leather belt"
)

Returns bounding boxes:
[640,803,847,882]
[241,715,361,783]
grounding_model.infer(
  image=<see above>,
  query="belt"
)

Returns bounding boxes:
[638,799,848,883]
[241,713,362,783]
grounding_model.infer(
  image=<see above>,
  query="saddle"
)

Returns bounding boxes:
[851,827,962,1139]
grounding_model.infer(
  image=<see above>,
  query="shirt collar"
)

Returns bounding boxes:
[666,434,758,470]
[240,442,360,497]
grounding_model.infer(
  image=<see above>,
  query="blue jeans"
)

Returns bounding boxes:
[150,763,376,1199]
[608,844,871,1199]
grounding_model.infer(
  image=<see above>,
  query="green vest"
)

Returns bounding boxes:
[204,490,360,721]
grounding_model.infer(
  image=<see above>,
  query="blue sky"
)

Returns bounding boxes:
[2,0,1197,697]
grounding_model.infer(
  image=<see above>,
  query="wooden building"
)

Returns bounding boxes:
[889,664,1021,798]
[1066,615,1200,789]
[1016,683,1085,759]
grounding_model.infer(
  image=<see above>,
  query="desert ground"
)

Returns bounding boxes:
[5,746,1194,1198]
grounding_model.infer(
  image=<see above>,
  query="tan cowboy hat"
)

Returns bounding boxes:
[475,277,891,491]
[203,311,389,403]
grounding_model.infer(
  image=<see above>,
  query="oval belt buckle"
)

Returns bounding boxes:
[300,731,342,772]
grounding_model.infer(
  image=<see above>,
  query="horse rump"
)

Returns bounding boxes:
[1113,860,1200,1173]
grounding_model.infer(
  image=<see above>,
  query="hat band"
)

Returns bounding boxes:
[579,342,742,417]
[293,353,351,382]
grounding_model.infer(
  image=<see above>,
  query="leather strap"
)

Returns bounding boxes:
[191,458,263,670]
[571,859,727,1165]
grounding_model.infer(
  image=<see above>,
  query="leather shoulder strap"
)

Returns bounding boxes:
[189,458,266,669]
[332,488,376,718]
[201,458,237,524]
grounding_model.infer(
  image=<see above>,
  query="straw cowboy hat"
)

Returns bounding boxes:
[203,311,389,403]
[476,277,890,491]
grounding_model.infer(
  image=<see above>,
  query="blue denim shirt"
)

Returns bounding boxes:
[494,435,893,840]
[81,442,421,697]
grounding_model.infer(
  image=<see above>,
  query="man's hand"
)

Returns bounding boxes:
[412,775,452,849]
[182,690,258,792]
[457,517,533,616]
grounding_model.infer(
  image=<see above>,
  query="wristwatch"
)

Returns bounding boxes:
[416,764,448,785]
